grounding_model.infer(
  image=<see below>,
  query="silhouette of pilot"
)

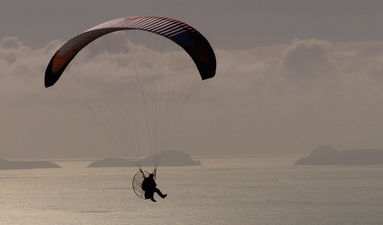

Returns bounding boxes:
[141,173,167,202]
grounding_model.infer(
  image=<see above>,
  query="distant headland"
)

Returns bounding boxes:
[0,159,61,170]
[294,145,383,165]
[88,150,201,167]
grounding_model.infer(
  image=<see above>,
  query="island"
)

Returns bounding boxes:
[88,150,201,167]
[294,145,383,165]
[0,158,61,170]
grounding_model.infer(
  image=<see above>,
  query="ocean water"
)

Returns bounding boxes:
[1,156,383,225]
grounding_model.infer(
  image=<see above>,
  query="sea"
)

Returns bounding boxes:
[1,156,383,225]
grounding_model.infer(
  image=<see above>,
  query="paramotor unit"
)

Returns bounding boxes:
[132,170,154,199]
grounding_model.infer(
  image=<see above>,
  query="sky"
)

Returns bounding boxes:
[2,0,383,159]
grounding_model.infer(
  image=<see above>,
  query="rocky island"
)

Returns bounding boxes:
[0,158,61,170]
[88,150,201,167]
[294,145,383,165]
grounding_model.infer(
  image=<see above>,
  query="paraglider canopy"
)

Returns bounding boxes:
[45,16,216,88]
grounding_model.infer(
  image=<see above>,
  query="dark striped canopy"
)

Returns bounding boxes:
[45,16,216,87]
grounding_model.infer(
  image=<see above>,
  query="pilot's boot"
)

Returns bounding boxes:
[161,194,167,199]
[156,189,167,199]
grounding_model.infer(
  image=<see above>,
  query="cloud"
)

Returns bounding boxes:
[0,37,62,102]
[3,36,383,104]
[282,39,335,80]
[209,38,383,102]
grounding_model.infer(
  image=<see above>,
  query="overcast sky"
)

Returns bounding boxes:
[2,0,383,159]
